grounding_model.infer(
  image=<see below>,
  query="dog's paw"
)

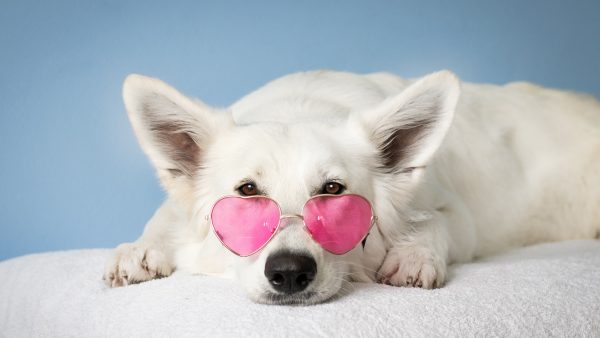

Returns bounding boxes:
[103,242,173,287]
[376,245,446,289]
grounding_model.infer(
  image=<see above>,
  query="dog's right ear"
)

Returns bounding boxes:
[123,74,231,187]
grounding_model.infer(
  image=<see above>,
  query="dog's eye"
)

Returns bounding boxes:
[321,182,345,195]
[238,183,258,196]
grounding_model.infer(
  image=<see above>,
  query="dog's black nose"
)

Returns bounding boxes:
[264,251,317,294]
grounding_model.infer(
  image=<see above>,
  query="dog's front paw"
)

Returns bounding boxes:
[376,245,446,289]
[103,242,173,287]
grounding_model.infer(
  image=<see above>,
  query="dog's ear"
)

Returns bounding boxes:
[123,74,231,186]
[356,70,460,173]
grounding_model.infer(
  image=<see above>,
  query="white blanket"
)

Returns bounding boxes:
[1,240,599,337]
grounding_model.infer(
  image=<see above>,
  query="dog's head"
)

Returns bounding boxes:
[122,71,459,304]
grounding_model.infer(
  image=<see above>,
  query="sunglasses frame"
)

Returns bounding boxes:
[209,194,377,257]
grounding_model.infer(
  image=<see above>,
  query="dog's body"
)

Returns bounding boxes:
[104,70,600,304]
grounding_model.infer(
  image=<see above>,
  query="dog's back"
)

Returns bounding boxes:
[440,80,600,256]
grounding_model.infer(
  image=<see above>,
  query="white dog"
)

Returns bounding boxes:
[104,70,600,304]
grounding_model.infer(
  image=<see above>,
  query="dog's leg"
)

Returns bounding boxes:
[376,216,450,289]
[103,201,179,287]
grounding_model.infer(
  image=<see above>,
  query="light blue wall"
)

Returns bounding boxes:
[1,0,599,260]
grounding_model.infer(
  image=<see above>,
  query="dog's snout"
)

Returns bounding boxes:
[264,251,317,294]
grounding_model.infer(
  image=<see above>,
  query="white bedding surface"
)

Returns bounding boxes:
[1,240,599,337]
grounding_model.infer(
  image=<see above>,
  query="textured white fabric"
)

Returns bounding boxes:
[1,240,599,337]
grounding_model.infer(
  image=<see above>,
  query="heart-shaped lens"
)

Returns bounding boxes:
[303,194,373,255]
[210,196,281,256]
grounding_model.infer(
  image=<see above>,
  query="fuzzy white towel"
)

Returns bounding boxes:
[1,240,599,337]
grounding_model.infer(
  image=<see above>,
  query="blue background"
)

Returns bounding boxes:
[1,1,599,260]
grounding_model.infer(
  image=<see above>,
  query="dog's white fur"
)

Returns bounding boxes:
[104,70,600,304]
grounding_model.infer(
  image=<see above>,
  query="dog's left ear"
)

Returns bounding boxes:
[355,70,460,173]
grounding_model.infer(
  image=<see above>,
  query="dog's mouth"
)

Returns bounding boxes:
[253,279,344,306]
[260,291,318,305]
[257,290,338,305]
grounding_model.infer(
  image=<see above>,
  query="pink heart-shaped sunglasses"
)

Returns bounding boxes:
[209,194,376,257]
